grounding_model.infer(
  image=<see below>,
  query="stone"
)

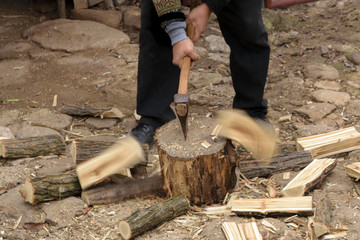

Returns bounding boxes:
[70,9,122,29]
[314,80,342,91]
[25,109,73,130]
[112,43,139,63]
[123,6,141,30]
[33,0,57,13]
[320,113,345,128]
[0,187,46,225]
[296,124,335,138]
[205,35,230,53]
[295,103,336,122]
[15,124,62,139]
[311,90,350,106]
[194,46,208,58]
[0,60,31,87]
[191,84,234,107]
[23,19,130,52]
[42,197,84,228]
[262,9,299,32]
[0,41,34,60]
[346,52,360,65]
[303,63,339,81]
[346,100,360,117]
[0,166,32,190]
[208,53,230,64]
[0,126,15,139]
[85,117,118,129]
[189,71,224,89]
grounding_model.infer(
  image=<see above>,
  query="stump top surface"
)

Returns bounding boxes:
[155,116,226,158]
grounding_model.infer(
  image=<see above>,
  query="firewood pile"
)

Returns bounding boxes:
[1,101,360,240]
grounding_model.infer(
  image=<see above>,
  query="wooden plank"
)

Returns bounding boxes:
[296,127,360,158]
[73,0,88,9]
[222,222,263,240]
[345,162,360,179]
[231,196,313,216]
[281,158,337,197]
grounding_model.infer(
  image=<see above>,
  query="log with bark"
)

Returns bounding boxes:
[296,127,360,158]
[61,104,124,118]
[76,136,146,189]
[281,158,337,197]
[222,222,263,240]
[70,139,115,164]
[19,171,81,205]
[0,135,65,159]
[312,190,333,238]
[82,175,165,205]
[155,116,236,205]
[238,150,313,179]
[231,196,313,216]
[118,194,189,240]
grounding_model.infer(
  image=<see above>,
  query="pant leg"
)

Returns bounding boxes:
[136,0,180,127]
[216,0,270,118]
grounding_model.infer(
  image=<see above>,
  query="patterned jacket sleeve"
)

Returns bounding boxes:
[152,0,186,28]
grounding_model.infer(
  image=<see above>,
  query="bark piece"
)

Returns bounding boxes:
[0,135,65,159]
[296,127,360,158]
[81,176,164,205]
[155,116,236,205]
[61,104,124,118]
[312,221,330,238]
[313,190,332,226]
[19,171,81,205]
[239,150,313,179]
[118,194,189,240]
[76,136,146,189]
[222,222,263,240]
[281,158,337,197]
[345,162,360,179]
[231,196,313,216]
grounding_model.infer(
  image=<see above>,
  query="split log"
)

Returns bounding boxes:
[238,150,313,179]
[345,162,360,179]
[0,135,65,159]
[76,136,146,189]
[222,222,263,240]
[231,196,313,216]
[118,194,189,240]
[296,127,360,158]
[19,171,81,205]
[281,158,337,197]
[155,116,236,205]
[81,175,164,205]
[61,104,124,118]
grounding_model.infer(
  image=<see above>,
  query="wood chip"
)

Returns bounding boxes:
[201,140,211,149]
[283,172,291,180]
[52,94,57,107]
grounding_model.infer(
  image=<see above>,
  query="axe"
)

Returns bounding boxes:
[174,23,195,140]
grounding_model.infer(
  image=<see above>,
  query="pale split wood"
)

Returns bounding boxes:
[296,127,360,157]
[345,162,360,179]
[231,196,313,215]
[216,109,276,160]
[222,222,263,240]
[281,158,337,197]
[76,136,146,189]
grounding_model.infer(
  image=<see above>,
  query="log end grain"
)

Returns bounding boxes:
[119,221,132,240]
[19,178,35,205]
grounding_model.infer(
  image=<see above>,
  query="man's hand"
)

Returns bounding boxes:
[172,38,200,68]
[186,3,212,43]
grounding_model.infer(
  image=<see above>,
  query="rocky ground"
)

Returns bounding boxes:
[1,0,360,239]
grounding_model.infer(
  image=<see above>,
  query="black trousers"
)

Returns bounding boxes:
[136,0,270,128]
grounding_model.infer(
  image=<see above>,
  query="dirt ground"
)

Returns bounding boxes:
[1,0,360,239]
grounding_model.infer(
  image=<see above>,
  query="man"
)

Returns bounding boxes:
[131,0,271,146]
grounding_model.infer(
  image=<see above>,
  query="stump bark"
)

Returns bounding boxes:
[155,116,236,205]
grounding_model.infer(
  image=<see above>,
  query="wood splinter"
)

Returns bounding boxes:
[222,222,263,240]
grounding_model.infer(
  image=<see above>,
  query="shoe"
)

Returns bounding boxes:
[130,123,157,146]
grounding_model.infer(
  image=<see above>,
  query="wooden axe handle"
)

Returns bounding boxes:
[178,23,195,95]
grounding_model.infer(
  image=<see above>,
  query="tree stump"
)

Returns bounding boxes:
[155,116,236,205]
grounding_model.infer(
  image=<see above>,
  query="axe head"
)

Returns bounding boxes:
[174,93,189,140]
